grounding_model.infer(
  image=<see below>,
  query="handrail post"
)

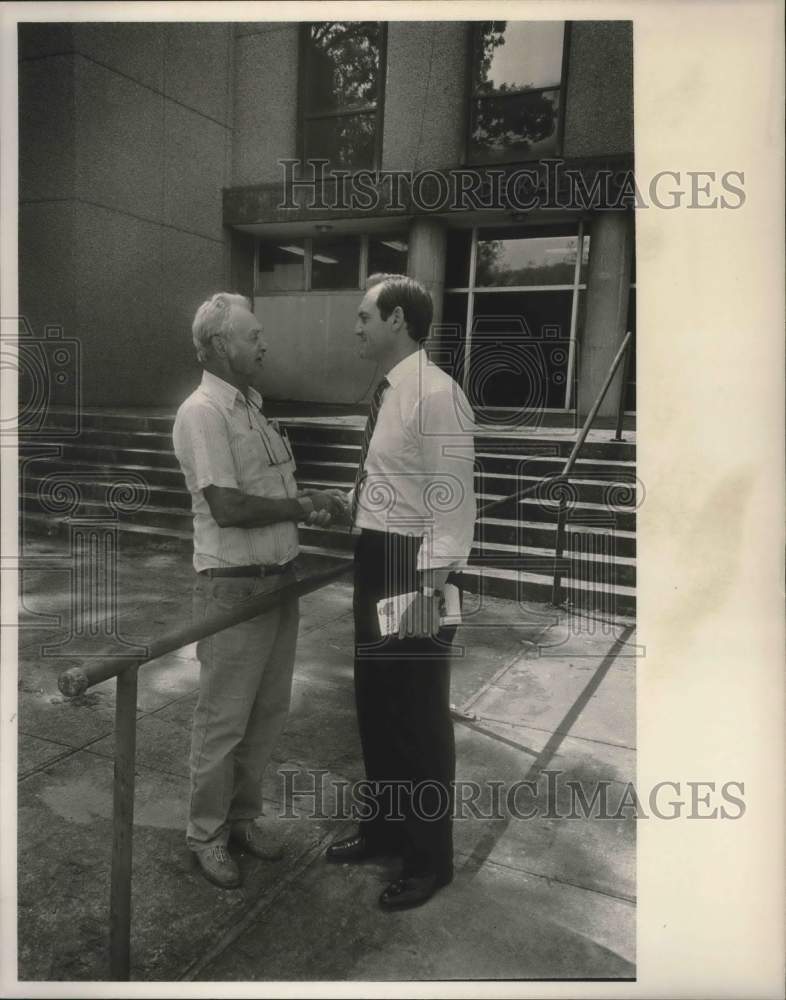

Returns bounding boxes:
[613,335,633,442]
[109,665,138,981]
[550,497,569,606]
[58,562,355,980]
[551,330,633,607]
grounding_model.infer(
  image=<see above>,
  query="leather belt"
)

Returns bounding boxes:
[199,561,293,578]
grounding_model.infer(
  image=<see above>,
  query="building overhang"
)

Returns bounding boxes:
[223,154,636,233]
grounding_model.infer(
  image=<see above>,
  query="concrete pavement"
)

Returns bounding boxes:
[15,534,637,982]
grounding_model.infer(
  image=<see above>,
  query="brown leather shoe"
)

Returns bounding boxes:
[194,844,241,890]
[230,820,285,860]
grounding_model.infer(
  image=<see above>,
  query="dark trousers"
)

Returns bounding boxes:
[352,529,456,881]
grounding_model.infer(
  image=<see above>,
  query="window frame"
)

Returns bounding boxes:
[464,20,571,167]
[254,233,408,296]
[297,21,388,174]
[443,219,588,410]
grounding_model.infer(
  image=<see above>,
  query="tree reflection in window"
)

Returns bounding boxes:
[469,21,566,164]
[301,22,385,171]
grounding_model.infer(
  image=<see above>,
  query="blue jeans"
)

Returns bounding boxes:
[186,570,299,851]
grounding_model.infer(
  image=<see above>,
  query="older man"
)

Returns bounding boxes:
[173,292,339,889]
[325,274,477,910]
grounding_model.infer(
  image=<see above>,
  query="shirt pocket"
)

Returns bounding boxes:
[230,426,281,495]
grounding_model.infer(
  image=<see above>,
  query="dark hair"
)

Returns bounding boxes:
[366,272,433,344]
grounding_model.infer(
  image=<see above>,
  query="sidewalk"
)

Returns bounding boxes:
[15,535,636,982]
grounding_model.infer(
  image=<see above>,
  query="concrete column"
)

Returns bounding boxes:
[577,211,634,420]
[407,218,447,329]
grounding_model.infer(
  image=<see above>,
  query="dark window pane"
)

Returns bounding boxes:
[431,293,467,383]
[303,112,376,171]
[470,291,572,408]
[473,21,565,93]
[475,232,583,287]
[368,236,408,276]
[445,230,473,288]
[304,22,381,114]
[258,241,305,292]
[311,236,361,290]
[469,89,560,164]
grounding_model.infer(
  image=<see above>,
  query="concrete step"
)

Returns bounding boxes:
[25,433,636,489]
[23,473,191,511]
[477,516,637,557]
[294,452,635,481]
[21,491,194,534]
[296,478,637,533]
[22,510,634,614]
[469,539,636,588]
[37,406,636,452]
[22,456,188,491]
[287,439,636,475]
[300,516,636,558]
[460,563,635,616]
[24,425,636,467]
[22,439,180,470]
[476,471,637,508]
[299,525,635,587]
[284,421,636,462]
[36,408,177,435]
[474,434,635,463]
[282,467,640,510]
[23,478,634,584]
[23,408,636,612]
[23,452,638,512]
[474,491,637,532]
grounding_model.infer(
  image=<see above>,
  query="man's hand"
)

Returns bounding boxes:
[302,488,351,525]
[297,489,349,526]
[398,593,441,639]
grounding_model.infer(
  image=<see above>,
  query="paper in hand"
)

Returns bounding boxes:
[376,583,462,637]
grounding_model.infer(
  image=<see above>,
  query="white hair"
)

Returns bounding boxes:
[191,292,251,363]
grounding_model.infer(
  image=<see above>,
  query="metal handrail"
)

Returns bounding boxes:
[551,330,634,606]
[58,560,352,980]
[54,337,633,978]
[613,331,634,442]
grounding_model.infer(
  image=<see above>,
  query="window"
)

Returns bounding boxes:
[311,236,361,290]
[256,234,408,293]
[442,224,588,411]
[299,22,386,172]
[367,236,408,276]
[257,242,306,293]
[468,21,568,165]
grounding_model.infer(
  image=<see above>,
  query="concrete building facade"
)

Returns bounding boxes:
[19,19,635,420]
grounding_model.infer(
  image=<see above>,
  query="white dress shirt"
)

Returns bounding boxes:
[354,349,477,571]
[173,370,299,572]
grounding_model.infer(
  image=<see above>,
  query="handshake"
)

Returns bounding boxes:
[297,488,351,527]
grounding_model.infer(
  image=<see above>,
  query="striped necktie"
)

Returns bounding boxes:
[351,377,389,525]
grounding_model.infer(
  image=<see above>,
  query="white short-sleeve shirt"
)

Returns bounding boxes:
[173,370,299,572]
